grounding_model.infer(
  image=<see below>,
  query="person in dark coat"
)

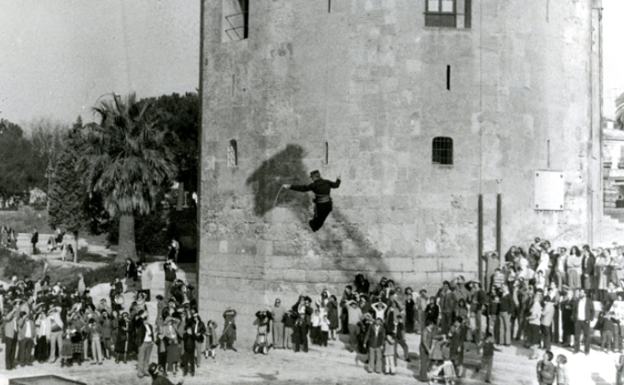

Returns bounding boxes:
[181,325,196,376]
[190,311,206,367]
[404,287,416,333]
[559,288,575,347]
[572,289,595,355]
[292,315,307,353]
[219,308,237,351]
[115,313,130,363]
[581,245,595,299]
[148,362,184,385]
[125,259,138,293]
[419,320,436,382]
[425,297,440,326]
[363,317,386,374]
[283,170,341,232]
[31,228,39,255]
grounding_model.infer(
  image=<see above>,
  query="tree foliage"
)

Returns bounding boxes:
[48,118,89,262]
[0,119,35,198]
[78,93,178,261]
[140,92,199,194]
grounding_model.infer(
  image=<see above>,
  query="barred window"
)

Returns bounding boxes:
[223,0,249,42]
[425,0,471,29]
[432,137,453,165]
[228,140,238,166]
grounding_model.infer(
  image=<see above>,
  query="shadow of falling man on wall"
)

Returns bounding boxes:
[245,144,386,268]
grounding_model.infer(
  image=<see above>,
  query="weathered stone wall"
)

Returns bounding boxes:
[199,0,600,342]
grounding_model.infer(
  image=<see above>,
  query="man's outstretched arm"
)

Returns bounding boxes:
[282,183,312,192]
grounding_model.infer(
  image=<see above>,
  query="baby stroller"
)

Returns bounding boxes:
[428,338,457,385]
[253,310,273,355]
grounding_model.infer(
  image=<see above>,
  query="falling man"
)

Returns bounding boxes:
[283,170,341,232]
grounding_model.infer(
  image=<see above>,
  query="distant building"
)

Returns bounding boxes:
[199,0,604,341]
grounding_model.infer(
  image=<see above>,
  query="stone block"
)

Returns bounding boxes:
[384,257,414,272]
[414,257,439,272]
[426,272,443,285]
[282,269,308,282]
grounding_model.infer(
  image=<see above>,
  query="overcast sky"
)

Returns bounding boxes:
[0,0,200,126]
[0,1,621,125]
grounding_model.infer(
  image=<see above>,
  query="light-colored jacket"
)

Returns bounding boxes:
[540,302,555,326]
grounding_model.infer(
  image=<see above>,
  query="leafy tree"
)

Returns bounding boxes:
[78,93,177,263]
[48,118,87,262]
[0,119,33,200]
[140,92,199,208]
[27,117,68,200]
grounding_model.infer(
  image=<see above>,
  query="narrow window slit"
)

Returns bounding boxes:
[228,140,238,166]
[447,65,451,90]
[325,142,329,164]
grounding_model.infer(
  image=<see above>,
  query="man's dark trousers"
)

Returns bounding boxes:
[419,345,429,381]
[574,320,591,354]
[18,337,34,366]
[5,336,17,369]
[182,351,195,375]
[311,202,332,232]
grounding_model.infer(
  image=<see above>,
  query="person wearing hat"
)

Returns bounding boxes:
[136,310,155,377]
[219,307,238,352]
[164,316,182,375]
[190,311,206,367]
[115,312,131,363]
[282,170,341,232]
[4,306,19,370]
[147,362,183,385]
[34,310,50,363]
[164,258,178,302]
[17,311,36,366]
[47,306,64,364]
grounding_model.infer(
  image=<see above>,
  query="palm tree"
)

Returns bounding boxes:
[79,93,177,263]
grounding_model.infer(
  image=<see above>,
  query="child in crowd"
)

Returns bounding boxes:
[182,325,196,376]
[556,354,569,385]
[60,330,74,367]
[384,334,396,375]
[205,320,217,359]
[596,311,616,352]
[293,316,308,353]
[283,310,296,350]
[319,312,330,347]
[536,350,556,385]
[310,309,321,345]
[476,332,496,384]
[155,332,167,374]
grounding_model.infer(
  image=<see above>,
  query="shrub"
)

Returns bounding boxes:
[2,249,45,281]
[0,248,124,292]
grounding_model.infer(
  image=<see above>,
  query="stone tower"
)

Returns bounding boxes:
[199,0,602,341]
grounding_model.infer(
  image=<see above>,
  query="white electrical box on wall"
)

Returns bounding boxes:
[534,170,564,211]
